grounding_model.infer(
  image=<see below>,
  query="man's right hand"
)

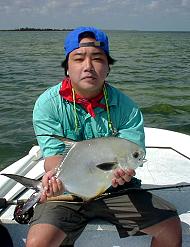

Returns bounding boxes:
[40,168,64,203]
[40,155,65,202]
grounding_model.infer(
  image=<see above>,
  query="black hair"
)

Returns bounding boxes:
[61,31,116,76]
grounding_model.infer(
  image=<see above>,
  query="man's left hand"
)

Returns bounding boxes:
[111,168,136,188]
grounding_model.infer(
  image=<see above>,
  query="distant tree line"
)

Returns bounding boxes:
[16,27,72,31]
[1,27,73,31]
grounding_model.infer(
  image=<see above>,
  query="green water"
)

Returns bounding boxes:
[0,30,190,170]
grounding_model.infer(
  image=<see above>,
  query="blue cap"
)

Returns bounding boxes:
[64,26,109,56]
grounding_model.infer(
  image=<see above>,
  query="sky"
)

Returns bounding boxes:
[0,0,190,31]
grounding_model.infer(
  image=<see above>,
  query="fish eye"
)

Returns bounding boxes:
[133,152,139,159]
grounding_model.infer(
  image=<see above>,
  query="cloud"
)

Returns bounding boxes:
[0,0,189,30]
[145,0,190,14]
[1,0,189,15]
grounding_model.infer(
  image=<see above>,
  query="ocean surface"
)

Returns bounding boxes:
[0,30,190,170]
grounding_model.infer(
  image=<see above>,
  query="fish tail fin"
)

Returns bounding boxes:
[1,173,40,190]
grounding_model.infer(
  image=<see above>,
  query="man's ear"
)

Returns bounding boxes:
[107,66,110,76]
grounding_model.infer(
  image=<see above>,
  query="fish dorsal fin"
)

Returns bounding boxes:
[46,135,77,157]
[37,134,76,156]
[61,138,76,156]
[53,136,78,177]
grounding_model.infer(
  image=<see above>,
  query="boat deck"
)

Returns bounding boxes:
[0,128,190,246]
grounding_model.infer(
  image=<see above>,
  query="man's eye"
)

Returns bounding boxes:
[74,58,83,62]
[93,57,103,61]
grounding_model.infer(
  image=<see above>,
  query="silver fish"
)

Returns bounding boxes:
[1,136,145,214]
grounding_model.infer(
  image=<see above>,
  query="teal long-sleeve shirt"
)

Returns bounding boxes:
[33,82,145,158]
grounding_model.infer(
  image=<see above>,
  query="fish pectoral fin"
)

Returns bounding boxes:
[96,162,118,171]
[1,173,41,191]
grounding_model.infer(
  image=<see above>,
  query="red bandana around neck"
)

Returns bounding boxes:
[59,78,106,118]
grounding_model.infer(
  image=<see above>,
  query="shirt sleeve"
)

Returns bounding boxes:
[117,108,145,152]
[116,93,146,152]
[33,93,65,158]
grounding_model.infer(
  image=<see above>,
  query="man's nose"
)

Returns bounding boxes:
[83,58,94,71]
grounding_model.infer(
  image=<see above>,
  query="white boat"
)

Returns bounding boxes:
[0,127,190,247]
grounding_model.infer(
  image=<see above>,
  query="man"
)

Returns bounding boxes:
[27,27,182,247]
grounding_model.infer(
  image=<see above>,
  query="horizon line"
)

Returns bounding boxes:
[0,27,190,32]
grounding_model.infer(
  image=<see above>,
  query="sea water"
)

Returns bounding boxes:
[0,30,189,169]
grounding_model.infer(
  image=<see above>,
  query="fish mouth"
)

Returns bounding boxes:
[132,150,146,163]
[142,158,147,163]
[138,154,147,164]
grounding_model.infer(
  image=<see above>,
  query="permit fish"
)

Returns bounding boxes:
[1,136,145,214]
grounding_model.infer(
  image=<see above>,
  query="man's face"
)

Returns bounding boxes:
[67,37,109,98]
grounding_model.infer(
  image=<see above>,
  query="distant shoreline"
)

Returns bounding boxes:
[0,28,73,31]
[0,28,189,32]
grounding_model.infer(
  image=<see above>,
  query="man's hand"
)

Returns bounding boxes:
[40,170,64,202]
[111,168,136,188]
[39,155,65,202]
